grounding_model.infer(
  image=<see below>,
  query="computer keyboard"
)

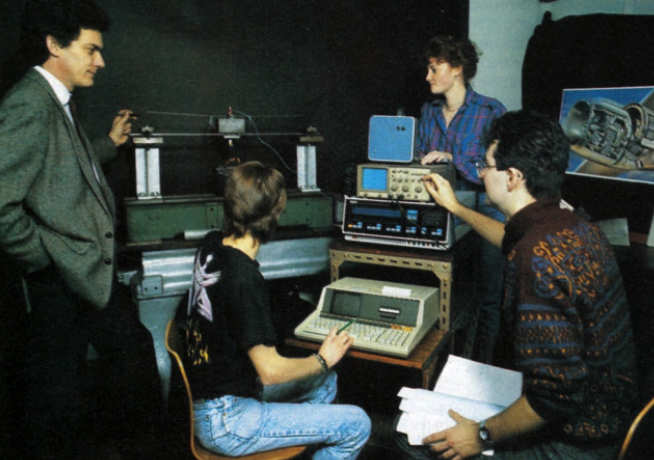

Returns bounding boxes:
[293,277,440,358]
[296,314,415,357]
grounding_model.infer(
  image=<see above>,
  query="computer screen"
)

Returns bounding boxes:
[361,167,388,192]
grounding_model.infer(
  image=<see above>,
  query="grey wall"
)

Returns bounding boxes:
[469,0,654,111]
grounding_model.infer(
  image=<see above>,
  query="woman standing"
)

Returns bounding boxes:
[416,35,507,363]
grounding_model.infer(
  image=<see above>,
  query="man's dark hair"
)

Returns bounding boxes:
[425,35,479,82]
[20,0,110,66]
[223,161,287,244]
[485,110,570,200]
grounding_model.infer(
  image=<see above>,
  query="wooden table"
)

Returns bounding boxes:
[285,327,451,389]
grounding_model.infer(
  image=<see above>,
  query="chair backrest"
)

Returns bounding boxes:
[617,396,654,460]
[165,319,206,460]
[164,320,307,460]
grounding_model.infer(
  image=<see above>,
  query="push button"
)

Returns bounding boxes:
[103,257,112,265]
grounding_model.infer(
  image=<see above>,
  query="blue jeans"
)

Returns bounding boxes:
[193,371,371,459]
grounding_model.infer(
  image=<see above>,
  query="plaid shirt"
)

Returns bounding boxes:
[415,87,506,184]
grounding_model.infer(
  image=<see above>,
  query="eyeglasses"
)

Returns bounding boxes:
[474,159,497,175]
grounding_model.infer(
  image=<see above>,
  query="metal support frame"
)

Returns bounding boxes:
[296,144,319,192]
[329,247,452,332]
[133,136,164,199]
[132,131,322,200]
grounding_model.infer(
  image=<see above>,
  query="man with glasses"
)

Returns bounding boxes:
[474,159,496,174]
[396,110,638,459]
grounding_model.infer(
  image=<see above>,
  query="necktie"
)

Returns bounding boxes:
[68,99,101,182]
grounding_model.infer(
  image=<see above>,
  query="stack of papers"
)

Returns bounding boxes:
[396,355,522,446]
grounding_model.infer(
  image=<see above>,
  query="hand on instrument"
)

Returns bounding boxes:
[422,173,459,212]
[421,150,453,165]
[108,109,135,146]
[318,327,354,368]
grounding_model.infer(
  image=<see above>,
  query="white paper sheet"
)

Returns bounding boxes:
[395,355,523,446]
[434,355,522,407]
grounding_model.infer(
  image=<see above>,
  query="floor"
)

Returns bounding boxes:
[2,354,409,460]
[2,259,477,459]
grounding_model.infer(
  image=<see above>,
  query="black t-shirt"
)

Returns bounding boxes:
[185,231,278,399]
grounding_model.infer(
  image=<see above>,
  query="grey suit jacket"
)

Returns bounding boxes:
[0,69,119,309]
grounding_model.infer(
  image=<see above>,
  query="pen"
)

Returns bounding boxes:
[338,319,354,334]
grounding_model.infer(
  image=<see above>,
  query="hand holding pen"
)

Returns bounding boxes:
[318,323,355,369]
[338,319,354,334]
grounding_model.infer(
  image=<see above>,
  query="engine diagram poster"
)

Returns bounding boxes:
[559,86,654,184]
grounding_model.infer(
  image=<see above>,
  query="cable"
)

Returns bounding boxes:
[231,108,296,175]
[233,108,338,199]
[144,110,213,118]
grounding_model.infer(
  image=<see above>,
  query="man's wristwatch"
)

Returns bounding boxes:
[478,419,494,449]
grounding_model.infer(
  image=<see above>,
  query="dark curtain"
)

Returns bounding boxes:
[522,12,654,234]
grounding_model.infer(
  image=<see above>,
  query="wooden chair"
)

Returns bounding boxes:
[164,320,307,460]
[617,396,654,460]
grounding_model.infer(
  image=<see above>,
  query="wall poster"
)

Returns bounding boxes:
[559,86,654,184]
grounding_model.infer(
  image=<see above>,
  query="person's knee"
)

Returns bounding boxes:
[359,408,372,437]
[348,405,372,442]
[333,404,371,445]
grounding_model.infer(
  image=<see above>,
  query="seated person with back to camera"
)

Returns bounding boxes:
[183,161,371,459]
[395,110,638,460]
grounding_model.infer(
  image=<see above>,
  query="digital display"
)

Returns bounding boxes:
[352,205,401,219]
[331,291,361,317]
[361,167,388,191]
[343,196,452,249]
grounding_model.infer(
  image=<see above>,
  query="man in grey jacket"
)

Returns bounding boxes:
[0,1,160,458]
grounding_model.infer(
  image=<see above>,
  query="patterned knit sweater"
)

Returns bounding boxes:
[501,200,638,443]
